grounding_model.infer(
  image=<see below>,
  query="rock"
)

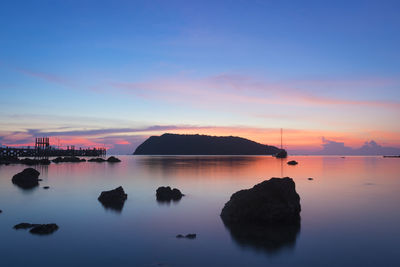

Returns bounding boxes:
[185,234,196,239]
[12,168,41,189]
[14,223,38,229]
[98,186,128,211]
[156,186,184,201]
[287,160,298,165]
[30,224,59,235]
[308,178,313,181]
[176,234,196,239]
[43,186,50,189]
[0,209,2,213]
[274,149,288,158]
[20,158,51,165]
[52,157,86,163]
[107,156,121,163]
[220,177,301,225]
[88,158,106,162]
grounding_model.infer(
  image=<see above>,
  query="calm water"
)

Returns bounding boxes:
[0,156,399,266]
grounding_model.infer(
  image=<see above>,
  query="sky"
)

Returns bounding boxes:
[0,0,399,154]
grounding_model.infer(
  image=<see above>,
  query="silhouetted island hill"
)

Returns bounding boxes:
[133,134,282,155]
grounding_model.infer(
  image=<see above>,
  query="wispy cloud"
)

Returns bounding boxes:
[15,68,74,87]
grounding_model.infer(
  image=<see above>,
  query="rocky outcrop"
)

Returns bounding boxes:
[19,158,51,165]
[156,186,184,201]
[221,177,301,225]
[11,168,41,189]
[287,160,298,165]
[107,156,121,162]
[52,157,86,163]
[98,186,128,211]
[88,158,106,162]
[14,223,59,235]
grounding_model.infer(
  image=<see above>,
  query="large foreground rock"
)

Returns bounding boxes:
[98,186,128,211]
[156,186,184,201]
[220,177,301,225]
[12,168,41,189]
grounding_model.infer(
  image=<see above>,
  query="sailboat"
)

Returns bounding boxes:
[274,128,287,158]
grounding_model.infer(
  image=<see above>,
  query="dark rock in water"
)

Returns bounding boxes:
[223,220,300,254]
[176,234,196,239]
[274,149,288,158]
[12,168,41,189]
[88,158,106,163]
[0,156,20,165]
[20,158,51,165]
[107,156,121,163]
[0,209,2,213]
[14,223,39,229]
[308,177,313,181]
[156,186,184,201]
[220,177,301,225]
[98,186,128,211]
[43,186,50,189]
[185,234,196,239]
[52,157,86,163]
[30,224,59,235]
[287,160,298,165]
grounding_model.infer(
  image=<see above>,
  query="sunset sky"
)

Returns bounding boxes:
[1,0,399,154]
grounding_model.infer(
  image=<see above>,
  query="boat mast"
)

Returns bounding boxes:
[280,128,283,149]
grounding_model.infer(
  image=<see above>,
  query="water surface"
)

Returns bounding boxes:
[0,156,399,266]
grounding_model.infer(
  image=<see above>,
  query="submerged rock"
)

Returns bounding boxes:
[43,186,50,189]
[98,186,128,211]
[0,209,2,213]
[30,224,59,235]
[287,160,298,165]
[156,186,184,201]
[220,177,301,225]
[12,168,41,189]
[88,158,106,162]
[107,156,121,163]
[308,177,313,181]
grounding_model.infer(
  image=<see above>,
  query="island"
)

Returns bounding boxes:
[133,133,283,155]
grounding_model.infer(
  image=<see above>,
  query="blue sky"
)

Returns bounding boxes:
[0,0,399,154]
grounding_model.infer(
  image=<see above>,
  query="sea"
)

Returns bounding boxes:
[0,155,399,266]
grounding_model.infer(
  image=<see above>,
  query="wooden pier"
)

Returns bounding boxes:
[0,137,106,158]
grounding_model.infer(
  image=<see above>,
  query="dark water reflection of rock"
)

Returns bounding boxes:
[223,220,301,254]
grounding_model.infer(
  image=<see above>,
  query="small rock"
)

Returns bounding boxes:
[88,158,106,162]
[98,186,128,211]
[30,224,59,235]
[14,223,38,229]
[107,156,121,163]
[308,178,313,180]
[287,160,298,165]
[0,209,2,213]
[12,168,41,189]
[43,186,50,189]
[156,186,184,201]
[185,234,196,239]
[176,234,196,239]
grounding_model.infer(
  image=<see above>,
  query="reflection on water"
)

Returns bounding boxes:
[0,156,399,266]
[223,220,300,254]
